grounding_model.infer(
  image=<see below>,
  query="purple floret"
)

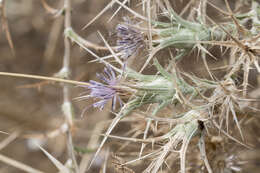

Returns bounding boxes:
[116,21,144,59]
[85,66,123,110]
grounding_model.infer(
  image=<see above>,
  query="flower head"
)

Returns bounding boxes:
[82,66,123,110]
[116,18,144,59]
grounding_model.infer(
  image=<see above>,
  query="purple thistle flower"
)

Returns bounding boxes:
[116,18,144,59]
[81,66,123,111]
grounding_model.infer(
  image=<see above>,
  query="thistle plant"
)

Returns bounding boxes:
[0,0,260,173]
[79,1,259,172]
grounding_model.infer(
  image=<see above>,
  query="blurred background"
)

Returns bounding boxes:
[0,0,259,172]
[0,0,116,172]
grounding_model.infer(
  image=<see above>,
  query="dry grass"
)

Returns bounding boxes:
[0,0,260,173]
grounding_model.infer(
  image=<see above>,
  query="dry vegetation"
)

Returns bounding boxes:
[0,0,260,173]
